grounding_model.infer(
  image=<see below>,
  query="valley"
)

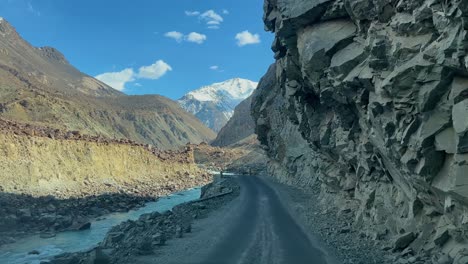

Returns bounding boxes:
[0,15,263,263]
[0,18,214,149]
[1,0,468,263]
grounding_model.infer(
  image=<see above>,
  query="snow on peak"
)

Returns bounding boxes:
[185,78,258,102]
[178,78,258,132]
[0,17,4,23]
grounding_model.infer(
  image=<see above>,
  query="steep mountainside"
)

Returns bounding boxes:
[178,78,258,132]
[212,95,255,147]
[0,18,119,97]
[0,18,215,149]
[252,0,468,261]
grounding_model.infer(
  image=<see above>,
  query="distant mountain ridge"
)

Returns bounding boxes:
[178,78,258,132]
[0,17,120,97]
[0,18,215,149]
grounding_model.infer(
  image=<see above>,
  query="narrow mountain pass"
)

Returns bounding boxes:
[136,175,332,264]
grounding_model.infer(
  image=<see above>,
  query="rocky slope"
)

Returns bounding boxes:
[0,17,119,97]
[252,0,468,262]
[191,140,266,174]
[0,18,215,149]
[178,78,258,132]
[211,95,256,147]
[0,118,211,198]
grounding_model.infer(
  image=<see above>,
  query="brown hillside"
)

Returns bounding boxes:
[0,18,215,149]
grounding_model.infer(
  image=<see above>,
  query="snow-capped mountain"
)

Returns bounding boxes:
[178,78,258,132]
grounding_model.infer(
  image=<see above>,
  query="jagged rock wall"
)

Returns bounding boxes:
[253,0,468,260]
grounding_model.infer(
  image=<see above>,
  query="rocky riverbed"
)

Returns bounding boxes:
[44,176,240,264]
[0,173,212,248]
[0,193,153,247]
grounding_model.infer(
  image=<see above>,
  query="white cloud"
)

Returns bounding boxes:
[200,10,223,24]
[185,10,200,16]
[138,60,172,80]
[165,31,207,44]
[235,31,261,46]
[164,31,184,42]
[186,9,225,29]
[96,60,172,91]
[209,65,224,72]
[95,68,135,91]
[186,32,207,44]
[198,10,224,28]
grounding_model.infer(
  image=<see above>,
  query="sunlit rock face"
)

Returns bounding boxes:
[252,0,468,259]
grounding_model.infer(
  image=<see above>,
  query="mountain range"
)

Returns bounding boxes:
[178,78,258,132]
[0,18,215,149]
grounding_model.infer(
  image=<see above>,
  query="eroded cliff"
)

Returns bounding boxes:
[253,0,468,261]
[0,119,211,198]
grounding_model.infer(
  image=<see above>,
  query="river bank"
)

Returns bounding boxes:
[0,172,212,248]
[0,186,205,264]
[45,176,240,264]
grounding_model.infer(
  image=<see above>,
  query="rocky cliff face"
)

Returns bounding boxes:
[253,0,468,260]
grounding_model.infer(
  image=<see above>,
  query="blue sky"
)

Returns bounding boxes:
[0,0,274,99]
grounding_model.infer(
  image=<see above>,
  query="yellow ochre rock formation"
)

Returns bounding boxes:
[0,132,211,198]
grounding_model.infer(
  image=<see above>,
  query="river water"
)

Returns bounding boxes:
[0,187,201,264]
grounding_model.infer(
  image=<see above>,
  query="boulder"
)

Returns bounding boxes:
[394,232,417,250]
[40,232,56,239]
[78,222,91,231]
[434,229,451,247]
[151,233,166,246]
